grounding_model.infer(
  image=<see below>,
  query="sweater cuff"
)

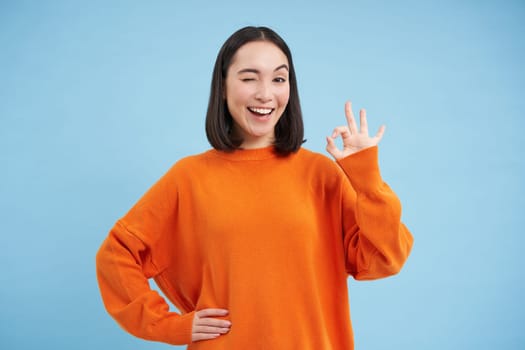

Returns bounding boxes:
[156,310,195,345]
[336,146,383,192]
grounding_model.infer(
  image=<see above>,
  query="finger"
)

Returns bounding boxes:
[198,318,232,327]
[193,325,230,334]
[325,136,342,160]
[196,308,229,318]
[331,126,351,140]
[345,101,358,134]
[360,109,368,135]
[196,317,232,328]
[192,333,221,342]
[325,136,338,153]
[374,125,386,142]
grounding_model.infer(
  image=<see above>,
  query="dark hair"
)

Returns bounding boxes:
[205,26,304,155]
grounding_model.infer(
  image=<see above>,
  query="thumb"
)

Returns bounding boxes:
[326,136,341,160]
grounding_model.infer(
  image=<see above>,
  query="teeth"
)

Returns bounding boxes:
[249,107,273,115]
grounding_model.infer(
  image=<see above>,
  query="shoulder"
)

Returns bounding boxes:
[295,147,340,172]
[163,149,216,179]
[296,147,329,162]
[293,147,346,185]
[173,149,217,167]
[286,148,348,199]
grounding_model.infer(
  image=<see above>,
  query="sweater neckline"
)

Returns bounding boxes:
[208,146,281,161]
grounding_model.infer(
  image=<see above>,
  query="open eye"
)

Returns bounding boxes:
[273,77,287,83]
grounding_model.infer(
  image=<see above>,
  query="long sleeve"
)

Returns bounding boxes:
[337,146,413,280]
[95,166,195,345]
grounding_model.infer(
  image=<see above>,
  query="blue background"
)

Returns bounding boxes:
[1,0,524,349]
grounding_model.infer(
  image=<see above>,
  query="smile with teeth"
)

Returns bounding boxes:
[248,107,274,116]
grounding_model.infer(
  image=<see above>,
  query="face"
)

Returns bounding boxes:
[224,41,290,149]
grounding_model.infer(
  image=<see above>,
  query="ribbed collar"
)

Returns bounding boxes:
[207,146,282,161]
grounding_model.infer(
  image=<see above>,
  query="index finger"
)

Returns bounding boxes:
[196,309,229,318]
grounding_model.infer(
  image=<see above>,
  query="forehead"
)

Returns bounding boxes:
[229,41,288,70]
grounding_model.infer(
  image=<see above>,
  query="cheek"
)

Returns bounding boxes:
[278,87,291,107]
[226,85,253,122]
[227,84,251,107]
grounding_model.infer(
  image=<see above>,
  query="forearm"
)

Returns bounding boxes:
[338,147,414,279]
[96,222,194,344]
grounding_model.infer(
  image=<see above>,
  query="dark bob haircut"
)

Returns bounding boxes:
[205,26,304,156]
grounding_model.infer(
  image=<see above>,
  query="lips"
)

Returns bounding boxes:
[248,107,274,116]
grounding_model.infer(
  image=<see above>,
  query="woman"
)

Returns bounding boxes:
[96,26,413,349]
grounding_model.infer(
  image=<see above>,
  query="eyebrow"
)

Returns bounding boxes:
[237,64,289,74]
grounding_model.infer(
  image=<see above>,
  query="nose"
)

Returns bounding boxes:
[255,81,272,102]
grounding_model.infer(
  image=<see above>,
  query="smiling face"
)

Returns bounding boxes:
[224,41,290,149]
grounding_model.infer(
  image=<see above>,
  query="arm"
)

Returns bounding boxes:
[326,101,413,279]
[96,223,195,344]
[96,167,231,344]
[95,168,195,344]
[337,146,413,279]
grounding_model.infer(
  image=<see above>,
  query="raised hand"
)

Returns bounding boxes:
[326,101,385,160]
[192,308,231,342]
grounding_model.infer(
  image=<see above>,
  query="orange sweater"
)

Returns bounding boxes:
[96,146,413,349]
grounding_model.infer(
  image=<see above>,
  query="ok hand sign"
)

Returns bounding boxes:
[326,101,386,160]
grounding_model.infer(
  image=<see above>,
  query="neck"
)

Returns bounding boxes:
[233,131,275,150]
[240,138,274,149]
